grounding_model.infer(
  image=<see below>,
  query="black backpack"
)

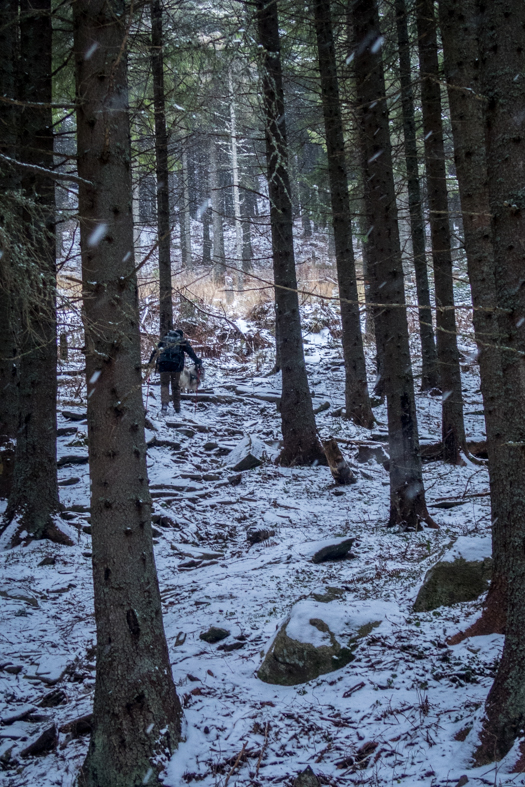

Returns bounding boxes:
[158,334,183,366]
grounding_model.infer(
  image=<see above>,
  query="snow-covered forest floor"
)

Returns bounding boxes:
[1,284,524,787]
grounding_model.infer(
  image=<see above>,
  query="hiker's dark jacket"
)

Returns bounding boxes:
[149,337,200,374]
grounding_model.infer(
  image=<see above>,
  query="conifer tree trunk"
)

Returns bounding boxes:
[416,0,466,464]
[257,0,324,466]
[202,203,212,265]
[350,0,435,529]
[439,0,507,638]
[0,0,19,454]
[395,0,439,391]
[181,137,192,269]
[229,70,244,289]
[472,0,525,764]
[313,0,374,428]
[241,172,256,272]
[73,2,182,783]
[150,0,173,335]
[3,0,66,546]
[210,137,225,283]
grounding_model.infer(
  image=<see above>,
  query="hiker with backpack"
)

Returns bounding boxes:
[148,329,203,414]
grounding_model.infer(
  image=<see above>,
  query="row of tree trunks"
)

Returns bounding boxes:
[313,0,374,429]
[256,0,324,466]
[350,0,435,529]
[416,0,466,464]
[73,0,182,783]
[394,0,439,392]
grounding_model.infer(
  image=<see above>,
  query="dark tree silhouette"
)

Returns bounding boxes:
[74,1,182,783]
[257,0,324,466]
[350,0,435,530]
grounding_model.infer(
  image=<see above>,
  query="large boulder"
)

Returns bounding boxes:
[258,599,385,686]
[226,435,266,472]
[413,536,492,612]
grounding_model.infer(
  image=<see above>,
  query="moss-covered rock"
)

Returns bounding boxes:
[258,600,381,686]
[413,556,492,612]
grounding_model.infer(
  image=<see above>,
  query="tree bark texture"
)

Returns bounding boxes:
[257,0,324,466]
[439,0,507,638]
[202,204,212,265]
[416,0,466,464]
[150,0,173,336]
[3,0,64,546]
[181,137,192,269]
[473,0,525,765]
[210,136,225,284]
[394,0,439,391]
[73,2,182,784]
[313,0,374,428]
[350,0,434,529]
[0,0,19,451]
[229,70,244,288]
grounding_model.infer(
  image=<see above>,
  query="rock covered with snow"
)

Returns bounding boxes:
[413,535,492,612]
[257,599,393,685]
[226,434,267,472]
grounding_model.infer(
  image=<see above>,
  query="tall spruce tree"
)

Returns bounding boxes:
[73,1,182,783]
[3,0,67,546]
[151,0,173,336]
[473,0,525,764]
[0,0,19,490]
[416,0,466,464]
[438,0,507,638]
[256,0,324,466]
[394,0,439,392]
[313,0,374,428]
[350,0,436,529]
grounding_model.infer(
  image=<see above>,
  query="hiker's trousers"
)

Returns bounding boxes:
[160,371,181,410]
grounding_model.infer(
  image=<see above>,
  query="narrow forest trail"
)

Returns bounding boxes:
[0,327,521,786]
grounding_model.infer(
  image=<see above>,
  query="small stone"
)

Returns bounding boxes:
[227,435,265,472]
[312,538,355,564]
[455,777,469,787]
[57,454,89,468]
[199,627,230,644]
[332,488,345,496]
[228,473,242,486]
[293,766,320,787]
[38,556,56,567]
[356,444,389,466]
[3,664,22,675]
[151,526,162,538]
[82,525,92,535]
[20,724,58,757]
[58,477,80,486]
[218,641,246,652]
[203,726,210,734]
[247,528,275,545]
[203,442,219,451]
[61,410,87,421]
[38,688,67,708]
[59,713,93,738]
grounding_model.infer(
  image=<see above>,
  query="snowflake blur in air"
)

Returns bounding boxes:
[85,42,99,60]
[88,223,108,247]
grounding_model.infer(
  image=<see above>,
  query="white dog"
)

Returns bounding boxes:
[179,364,205,392]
